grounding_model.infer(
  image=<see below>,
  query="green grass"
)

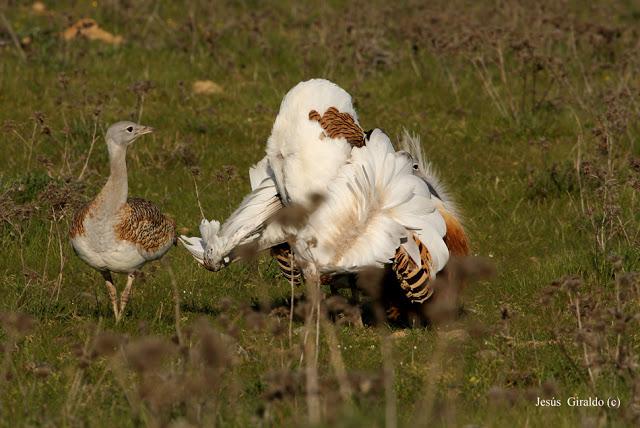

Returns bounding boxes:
[1,1,639,426]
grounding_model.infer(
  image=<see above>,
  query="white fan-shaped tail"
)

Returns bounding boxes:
[301,129,449,275]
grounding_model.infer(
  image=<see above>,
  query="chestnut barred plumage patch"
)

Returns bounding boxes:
[308,107,365,148]
[69,200,96,238]
[271,243,303,286]
[115,198,176,253]
[270,235,440,305]
[392,235,434,304]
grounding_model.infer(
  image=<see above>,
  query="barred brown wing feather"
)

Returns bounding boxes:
[115,198,176,257]
[271,243,303,286]
[309,107,365,148]
[392,235,434,304]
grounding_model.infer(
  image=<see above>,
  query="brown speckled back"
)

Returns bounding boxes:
[115,198,176,255]
[309,107,365,148]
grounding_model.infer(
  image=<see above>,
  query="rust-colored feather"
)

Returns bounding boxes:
[308,107,365,148]
[114,198,176,253]
[439,208,470,257]
[69,200,95,238]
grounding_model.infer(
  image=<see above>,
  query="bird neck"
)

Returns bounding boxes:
[98,140,129,212]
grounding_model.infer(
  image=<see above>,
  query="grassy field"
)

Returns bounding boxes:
[1,0,639,426]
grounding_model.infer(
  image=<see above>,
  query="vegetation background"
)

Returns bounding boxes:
[1,0,639,426]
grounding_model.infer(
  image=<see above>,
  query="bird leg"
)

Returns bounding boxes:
[118,273,136,323]
[101,271,119,321]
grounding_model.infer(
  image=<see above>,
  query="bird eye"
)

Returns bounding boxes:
[126,126,133,133]
[413,164,419,170]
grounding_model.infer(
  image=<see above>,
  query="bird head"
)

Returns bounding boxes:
[397,150,421,172]
[199,219,232,271]
[105,121,154,147]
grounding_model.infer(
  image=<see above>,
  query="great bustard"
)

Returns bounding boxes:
[70,121,176,322]
[180,79,469,320]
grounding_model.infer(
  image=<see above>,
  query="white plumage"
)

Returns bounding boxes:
[398,129,460,219]
[180,79,463,308]
[180,157,285,270]
[298,129,447,273]
[266,79,357,206]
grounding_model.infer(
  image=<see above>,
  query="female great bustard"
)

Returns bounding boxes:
[70,122,176,322]
[180,79,469,320]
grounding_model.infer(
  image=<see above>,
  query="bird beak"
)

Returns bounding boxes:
[137,126,154,136]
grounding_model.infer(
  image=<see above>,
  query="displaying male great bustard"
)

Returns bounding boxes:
[70,122,176,322]
[180,79,469,317]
